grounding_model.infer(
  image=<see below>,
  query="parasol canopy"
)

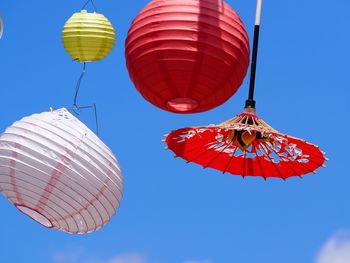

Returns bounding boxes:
[0,108,123,233]
[165,108,327,179]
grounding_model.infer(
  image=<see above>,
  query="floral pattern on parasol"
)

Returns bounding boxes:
[165,108,327,179]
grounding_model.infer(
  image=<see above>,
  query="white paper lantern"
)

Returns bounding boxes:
[0,108,123,234]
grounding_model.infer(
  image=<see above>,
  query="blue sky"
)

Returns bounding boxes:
[0,0,349,262]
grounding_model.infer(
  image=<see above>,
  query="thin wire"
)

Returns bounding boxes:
[81,0,98,12]
[70,62,100,136]
[73,62,86,109]
[93,103,100,136]
[69,105,100,136]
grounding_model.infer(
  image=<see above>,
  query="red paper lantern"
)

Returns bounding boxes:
[125,0,250,113]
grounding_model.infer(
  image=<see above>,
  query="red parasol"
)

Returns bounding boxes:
[164,0,327,179]
[165,107,327,179]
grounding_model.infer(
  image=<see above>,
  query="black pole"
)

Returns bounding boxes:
[245,0,262,109]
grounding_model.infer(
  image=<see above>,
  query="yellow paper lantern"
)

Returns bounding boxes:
[62,10,115,62]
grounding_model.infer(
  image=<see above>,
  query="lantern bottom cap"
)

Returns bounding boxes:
[16,205,53,228]
[166,97,199,112]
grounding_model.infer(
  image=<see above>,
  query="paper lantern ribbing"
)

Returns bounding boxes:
[125,0,250,114]
[0,108,123,234]
[62,10,116,62]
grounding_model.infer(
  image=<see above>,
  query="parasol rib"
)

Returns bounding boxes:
[265,142,304,178]
[186,146,218,164]
[222,146,238,174]
[203,141,234,169]
[252,143,266,179]
[258,141,286,179]
[242,150,247,178]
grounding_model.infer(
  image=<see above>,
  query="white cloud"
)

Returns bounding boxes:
[53,251,146,263]
[317,231,350,263]
[53,250,211,263]
[101,253,147,263]
[53,248,85,263]
[97,256,212,263]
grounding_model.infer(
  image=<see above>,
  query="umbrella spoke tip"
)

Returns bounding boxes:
[322,164,327,168]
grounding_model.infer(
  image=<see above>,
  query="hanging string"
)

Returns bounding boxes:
[74,104,100,136]
[81,0,98,12]
[93,103,99,136]
[73,62,87,109]
[245,0,263,109]
[71,62,100,136]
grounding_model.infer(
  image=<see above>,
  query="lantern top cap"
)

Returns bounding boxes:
[79,9,97,14]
